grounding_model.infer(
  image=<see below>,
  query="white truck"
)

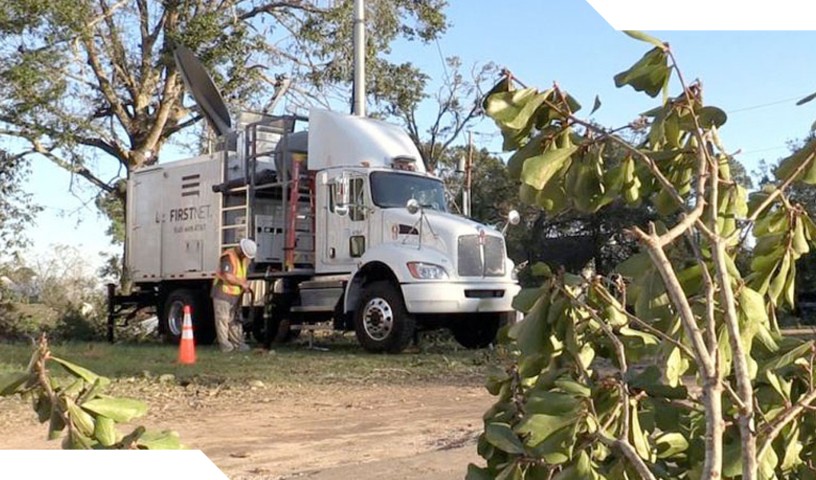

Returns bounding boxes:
[108,48,520,353]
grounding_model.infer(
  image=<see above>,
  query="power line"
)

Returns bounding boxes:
[727,93,812,114]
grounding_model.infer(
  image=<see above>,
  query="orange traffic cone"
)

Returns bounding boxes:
[178,305,196,365]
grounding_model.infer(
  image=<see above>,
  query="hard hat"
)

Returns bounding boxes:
[239,238,257,259]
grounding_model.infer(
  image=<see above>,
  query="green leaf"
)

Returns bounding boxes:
[65,398,95,437]
[591,95,602,115]
[526,391,584,416]
[655,432,689,459]
[623,30,666,49]
[531,262,553,278]
[509,298,552,356]
[554,377,591,397]
[521,146,577,190]
[516,413,577,447]
[50,356,103,385]
[507,132,546,179]
[768,253,791,305]
[775,138,816,184]
[466,464,494,480]
[697,106,727,128]
[137,430,182,450]
[797,91,816,106]
[665,347,689,387]
[760,340,813,375]
[0,372,31,396]
[614,47,671,98]
[531,424,578,465]
[94,415,118,447]
[759,443,779,479]
[631,405,651,460]
[512,287,544,313]
[619,326,659,345]
[485,422,525,454]
[81,397,148,423]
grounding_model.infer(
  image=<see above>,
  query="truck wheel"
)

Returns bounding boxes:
[161,289,215,345]
[354,281,415,353]
[252,315,299,345]
[451,313,505,349]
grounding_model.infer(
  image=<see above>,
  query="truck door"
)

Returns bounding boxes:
[324,174,368,271]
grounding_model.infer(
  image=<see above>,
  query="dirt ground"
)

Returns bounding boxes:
[0,379,494,479]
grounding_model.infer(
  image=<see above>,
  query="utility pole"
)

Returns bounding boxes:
[464,131,473,217]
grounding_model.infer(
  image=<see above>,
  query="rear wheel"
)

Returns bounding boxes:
[354,281,415,353]
[161,289,215,344]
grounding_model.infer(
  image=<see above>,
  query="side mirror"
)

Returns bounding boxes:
[508,210,521,226]
[406,198,420,215]
[502,209,521,235]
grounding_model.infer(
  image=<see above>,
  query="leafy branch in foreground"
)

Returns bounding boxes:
[0,335,181,449]
[470,32,816,480]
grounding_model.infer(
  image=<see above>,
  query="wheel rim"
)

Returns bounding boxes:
[167,301,185,337]
[362,297,394,342]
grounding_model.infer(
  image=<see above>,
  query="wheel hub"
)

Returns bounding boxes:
[362,297,393,341]
[168,301,184,336]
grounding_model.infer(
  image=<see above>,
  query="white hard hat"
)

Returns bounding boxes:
[239,238,257,259]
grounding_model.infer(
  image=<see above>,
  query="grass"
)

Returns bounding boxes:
[0,333,503,388]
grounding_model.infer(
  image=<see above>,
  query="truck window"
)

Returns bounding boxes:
[329,176,367,221]
[370,172,447,212]
[349,177,367,222]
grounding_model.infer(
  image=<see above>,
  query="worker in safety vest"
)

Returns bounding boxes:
[211,238,256,352]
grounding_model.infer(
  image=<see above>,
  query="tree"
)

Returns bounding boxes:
[374,59,498,172]
[470,32,816,480]
[0,151,40,252]
[0,0,447,249]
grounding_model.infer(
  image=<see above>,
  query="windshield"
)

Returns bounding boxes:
[370,171,447,212]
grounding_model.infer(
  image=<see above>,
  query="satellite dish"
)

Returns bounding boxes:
[173,45,232,137]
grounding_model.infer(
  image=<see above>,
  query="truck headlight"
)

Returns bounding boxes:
[407,262,449,280]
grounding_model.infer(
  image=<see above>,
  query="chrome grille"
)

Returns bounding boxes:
[458,234,506,277]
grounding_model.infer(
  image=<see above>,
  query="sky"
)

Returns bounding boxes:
[18,0,816,271]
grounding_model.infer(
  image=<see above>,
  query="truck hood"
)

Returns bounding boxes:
[381,208,504,256]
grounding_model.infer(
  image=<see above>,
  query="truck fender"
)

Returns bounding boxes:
[342,261,401,314]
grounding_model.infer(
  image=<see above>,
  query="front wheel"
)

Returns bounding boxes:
[451,313,510,349]
[354,281,415,353]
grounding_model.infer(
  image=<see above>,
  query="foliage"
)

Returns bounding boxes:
[471,33,816,480]
[0,335,181,449]
[0,0,448,249]
[0,245,107,342]
[0,149,41,252]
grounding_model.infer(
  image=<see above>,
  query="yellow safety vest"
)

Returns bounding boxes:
[214,248,247,297]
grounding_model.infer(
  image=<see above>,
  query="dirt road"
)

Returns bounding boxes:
[0,379,493,479]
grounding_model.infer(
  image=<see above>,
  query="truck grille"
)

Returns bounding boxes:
[457,235,505,277]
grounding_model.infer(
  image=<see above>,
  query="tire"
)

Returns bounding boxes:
[161,289,215,345]
[252,314,299,346]
[354,281,415,353]
[451,313,506,349]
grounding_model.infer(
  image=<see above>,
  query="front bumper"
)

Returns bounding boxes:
[400,281,521,314]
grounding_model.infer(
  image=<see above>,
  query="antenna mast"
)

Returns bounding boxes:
[352,0,366,117]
